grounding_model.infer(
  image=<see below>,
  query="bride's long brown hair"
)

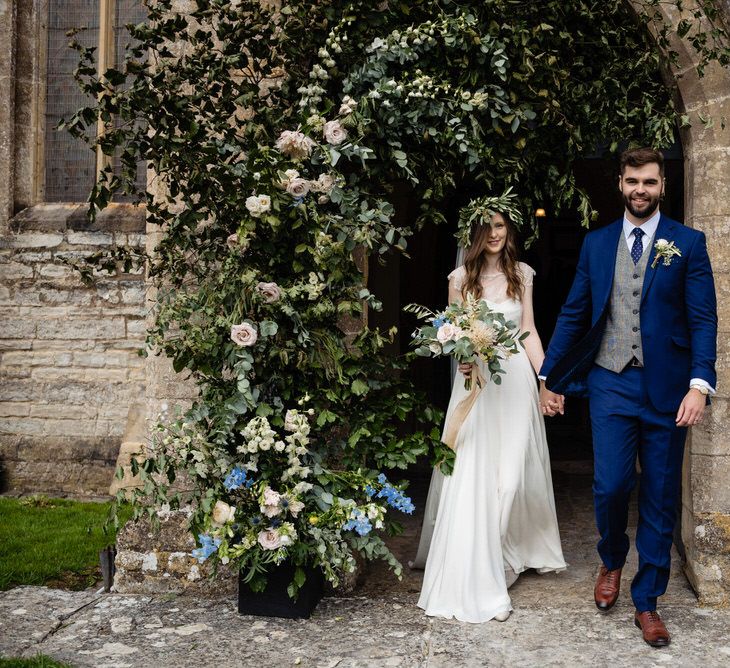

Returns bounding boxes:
[461,212,523,301]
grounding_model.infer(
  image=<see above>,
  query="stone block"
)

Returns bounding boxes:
[36,317,126,340]
[67,203,146,233]
[67,231,114,246]
[0,402,31,417]
[10,204,82,232]
[38,263,76,280]
[0,318,36,338]
[0,261,33,279]
[126,318,148,336]
[690,453,730,514]
[685,148,730,219]
[29,404,97,420]
[0,232,65,249]
[691,398,730,456]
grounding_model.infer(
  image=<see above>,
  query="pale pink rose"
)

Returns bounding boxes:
[257,529,282,550]
[323,120,347,145]
[274,130,315,161]
[256,281,281,303]
[286,178,310,199]
[317,195,330,205]
[226,233,240,249]
[261,487,281,517]
[230,322,258,347]
[288,499,305,517]
[309,173,336,194]
[436,323,463,344]
[211,501,236,526]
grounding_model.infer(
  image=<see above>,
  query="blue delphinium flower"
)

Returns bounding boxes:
[432,317,447,328]
[374,474,415,514]
[223,466,254,491]
[364,485,376,498]
[343,509,372,536]
[191,533,222,563]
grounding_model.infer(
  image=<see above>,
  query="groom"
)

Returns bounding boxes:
[539,147,717,647]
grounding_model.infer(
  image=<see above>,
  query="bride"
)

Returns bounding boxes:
[415,205,567,623]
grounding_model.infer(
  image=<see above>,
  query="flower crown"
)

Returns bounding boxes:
[456,188,524,248]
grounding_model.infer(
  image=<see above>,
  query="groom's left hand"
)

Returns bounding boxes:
[676,389,706,427]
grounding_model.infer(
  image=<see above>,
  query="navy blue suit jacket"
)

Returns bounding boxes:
[540,215,717,413]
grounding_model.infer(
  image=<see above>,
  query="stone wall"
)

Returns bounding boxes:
[0,203,147,496]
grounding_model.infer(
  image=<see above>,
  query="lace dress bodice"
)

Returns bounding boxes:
[447,262,535,306]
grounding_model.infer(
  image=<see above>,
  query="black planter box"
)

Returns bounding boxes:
[238,561,324,619]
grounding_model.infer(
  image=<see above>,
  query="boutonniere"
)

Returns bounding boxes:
[651,238,682,268]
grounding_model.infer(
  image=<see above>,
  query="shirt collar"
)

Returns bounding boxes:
[623,210,661,240]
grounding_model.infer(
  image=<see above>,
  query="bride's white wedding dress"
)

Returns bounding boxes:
[416,263,567,623]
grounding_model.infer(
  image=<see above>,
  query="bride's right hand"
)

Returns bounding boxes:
[458,362,473,379]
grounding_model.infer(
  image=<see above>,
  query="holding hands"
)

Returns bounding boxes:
[539,381,565,416]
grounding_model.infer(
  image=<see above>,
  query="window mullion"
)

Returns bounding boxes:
[96,0,116,178]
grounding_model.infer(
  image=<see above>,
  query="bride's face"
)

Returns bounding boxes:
[484,213,508,255]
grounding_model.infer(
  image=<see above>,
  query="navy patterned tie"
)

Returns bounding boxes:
[630,228,644,265]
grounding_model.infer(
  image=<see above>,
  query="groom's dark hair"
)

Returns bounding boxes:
[620,147,665,177]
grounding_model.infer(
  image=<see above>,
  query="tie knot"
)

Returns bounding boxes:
[632,228,644,238]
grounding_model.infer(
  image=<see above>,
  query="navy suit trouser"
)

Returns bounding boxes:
[587,364,688,612]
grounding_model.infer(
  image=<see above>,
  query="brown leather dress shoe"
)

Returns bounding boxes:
[634,610,671,647]
[594,565,622,611]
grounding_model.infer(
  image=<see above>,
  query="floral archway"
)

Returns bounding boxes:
[66,0,729,592]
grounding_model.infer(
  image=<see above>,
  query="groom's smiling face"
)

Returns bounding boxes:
[619,163,665,221]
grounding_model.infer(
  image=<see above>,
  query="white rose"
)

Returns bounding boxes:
[245,194,271,217]
[230,322,258,347]
[286,178,310,199]
[278,532,294,547]
[429,342,442,354]
[211,500,236,526]
[323,119,348,145]
[436,323,463,344]
[256,281,281,303]
[655,238,669,250]
[257,529,282,550]
[279,169,300,189]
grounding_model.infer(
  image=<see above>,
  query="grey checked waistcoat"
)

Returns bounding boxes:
[594,232,654,372]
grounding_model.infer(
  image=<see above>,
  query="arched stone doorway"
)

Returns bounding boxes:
[648,1,730,605]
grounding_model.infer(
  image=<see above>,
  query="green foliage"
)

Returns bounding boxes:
[64,0,728,588]
[0,658,74,668]
[0,498,131,591]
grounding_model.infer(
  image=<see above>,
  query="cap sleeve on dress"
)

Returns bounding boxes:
[447,266,466,291]
[519,262,536,287]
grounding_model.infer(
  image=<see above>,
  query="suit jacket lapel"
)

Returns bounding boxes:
[641,215,674,304]
[598,219,623,311]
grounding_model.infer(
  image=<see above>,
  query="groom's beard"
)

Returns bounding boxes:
[623,192,660,219]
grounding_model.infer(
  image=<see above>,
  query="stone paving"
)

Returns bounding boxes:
[2,461,730,667]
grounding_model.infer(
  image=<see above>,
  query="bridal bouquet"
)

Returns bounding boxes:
[406,294,527,391]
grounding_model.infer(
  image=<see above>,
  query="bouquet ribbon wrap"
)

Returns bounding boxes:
[442,366,486,450]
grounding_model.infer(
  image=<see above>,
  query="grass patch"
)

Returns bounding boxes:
[0,656,73,667]
[0,496,131,591]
